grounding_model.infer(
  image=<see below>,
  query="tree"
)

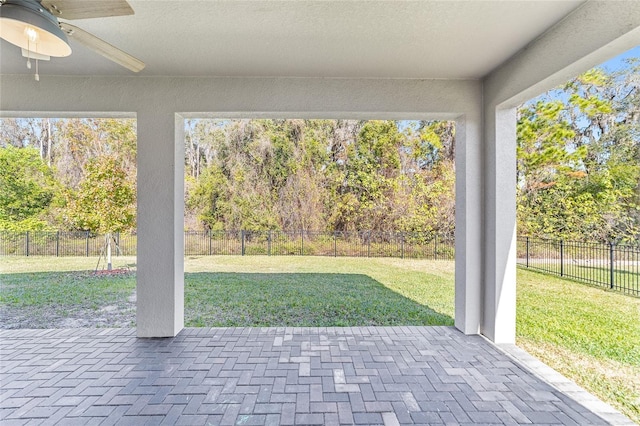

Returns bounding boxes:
[329,121,406,231]
[516,62,640,243]
[182,118,459,236]
[0,146,58,230]
[412,121,456,169]
[187,166,229,230]
[66,155,136,269]
[53,118,136,188]
[0,118,55,166]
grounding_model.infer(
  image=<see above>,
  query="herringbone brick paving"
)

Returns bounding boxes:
[0,326,613,425]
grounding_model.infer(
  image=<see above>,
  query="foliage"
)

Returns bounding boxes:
[53,118,137,188]
[0,119,137,233]
[0,59,639,244]
[517,61,640,243]
[0,146,57,230]
[184,119,457,236]
[398,160,456,236]
[64,156,136,233]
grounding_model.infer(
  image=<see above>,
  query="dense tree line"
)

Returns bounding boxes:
[0,116,456,238]
[184,119,455,237]
[0,60,638,244]
[517,62,640,243]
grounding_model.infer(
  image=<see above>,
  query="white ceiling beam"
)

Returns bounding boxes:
[0,75,479,118]
[484,0,640,108]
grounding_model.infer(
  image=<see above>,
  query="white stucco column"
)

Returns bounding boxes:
[477,1,640,345]
[454,114,483,335]
[136,111,185,337]
[482,106,517,344]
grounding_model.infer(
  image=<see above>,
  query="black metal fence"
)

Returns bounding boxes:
[517,237,639,297]
[0,231,137,257]
[0,230,454,260]
[3,230,639,295]
[184,230,454,259]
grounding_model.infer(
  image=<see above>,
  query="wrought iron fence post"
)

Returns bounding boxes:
[560,240,564,277]
[268,230,272,256]
[25,231,29,257]
[241,230,245,256]
[367,231,371,257]
[86,231,90,257]
[610,242,615,289]
[209,230,212,255]
[526,236,529,268]
[401,233,405,259]
[334,231,337,257]
[56,231,60,257]
[301,231,304,256]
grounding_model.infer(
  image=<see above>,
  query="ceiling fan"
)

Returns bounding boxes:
[0,0,145,80]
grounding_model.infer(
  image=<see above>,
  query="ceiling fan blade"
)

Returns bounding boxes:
[41,0,134,20]
[60,23,145,72]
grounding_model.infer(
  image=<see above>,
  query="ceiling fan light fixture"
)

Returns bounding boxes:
[0,0,71,57]
[21,47,50,60]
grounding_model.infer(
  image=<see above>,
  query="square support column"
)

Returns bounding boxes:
[483,107,517,344]
[454,114,483,335]
[136,112,185,337]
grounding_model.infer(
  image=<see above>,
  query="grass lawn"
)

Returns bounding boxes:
[0,256,454,328]
[1,255,638,422]
[516,268,640,424]
[525,260,639,296]
[0,257,136,328]
[183,256,454,327]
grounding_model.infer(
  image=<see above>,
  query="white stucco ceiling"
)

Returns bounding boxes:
[0,0,585,79]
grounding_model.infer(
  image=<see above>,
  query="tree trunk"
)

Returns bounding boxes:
[46,118,52,167]
[106,233,112,271]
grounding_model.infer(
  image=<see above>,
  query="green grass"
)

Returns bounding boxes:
[186,272,449,327]
[183,256,453,327]
[516,267,640,423]
[0,257,137,328]
[1,256,638,422]
[525,260,639,295]
[0,271,133,309]
[0,256,454,328]
[517,268,639,364]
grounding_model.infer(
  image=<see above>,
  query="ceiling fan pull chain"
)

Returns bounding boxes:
[25,37,38,80]
[26,39,31,69]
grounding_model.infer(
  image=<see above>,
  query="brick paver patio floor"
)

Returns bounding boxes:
[0,326,620,425]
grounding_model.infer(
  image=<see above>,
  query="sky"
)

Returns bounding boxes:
[600,45,640,72]
[523,45,639,109]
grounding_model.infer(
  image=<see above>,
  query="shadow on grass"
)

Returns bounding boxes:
[185,272,453,327]
[1,270,453,328]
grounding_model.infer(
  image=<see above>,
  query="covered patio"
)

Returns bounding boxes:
[1,326,632,425]
[1,0,640,424]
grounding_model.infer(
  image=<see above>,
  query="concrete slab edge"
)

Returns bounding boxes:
[494,342,636,426]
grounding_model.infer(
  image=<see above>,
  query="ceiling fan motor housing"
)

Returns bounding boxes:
[0,0,71,57]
